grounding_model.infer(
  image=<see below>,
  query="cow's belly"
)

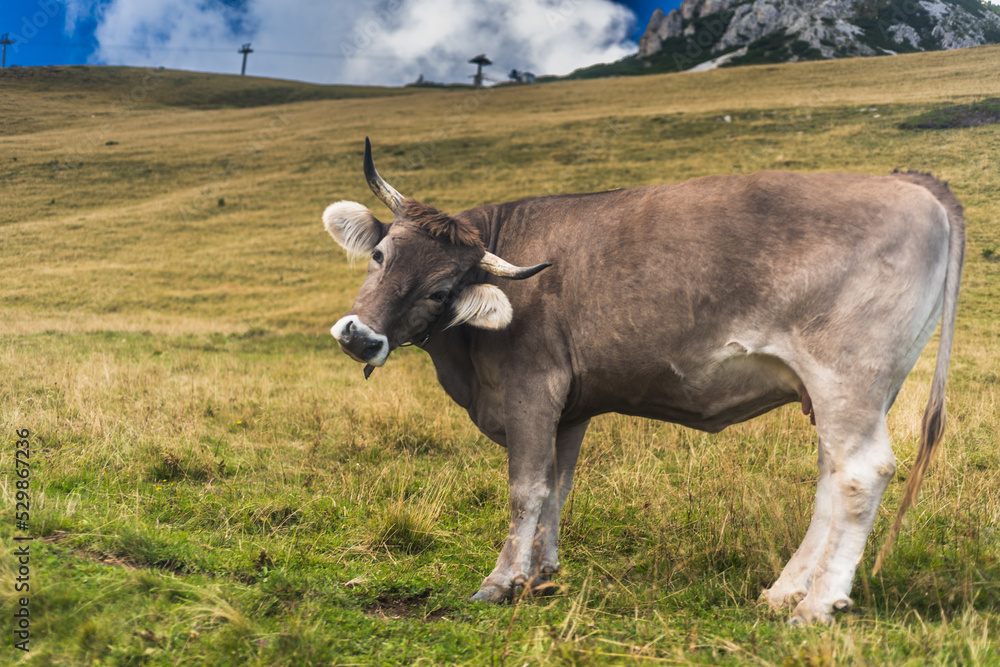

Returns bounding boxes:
[579,345,804,433]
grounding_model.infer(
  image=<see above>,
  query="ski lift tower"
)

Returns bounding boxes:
[469,54,492,87]
[238,43,253,75]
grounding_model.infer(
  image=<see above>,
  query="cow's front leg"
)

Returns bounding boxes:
[471,382,567,603]
[527,419,589,594]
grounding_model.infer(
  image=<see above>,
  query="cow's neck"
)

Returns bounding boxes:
[456,203,505,255]
[422,328,506,445]
[422,326,473,402]
[419,203,534,445]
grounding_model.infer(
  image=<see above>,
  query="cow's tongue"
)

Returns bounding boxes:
[364,364,375,380]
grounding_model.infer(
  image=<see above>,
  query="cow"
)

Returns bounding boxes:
[322,138,964,624]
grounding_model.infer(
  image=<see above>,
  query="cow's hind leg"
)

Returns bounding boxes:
[527,420,588,595]
[790,412,895,624]
[762,437,832,610]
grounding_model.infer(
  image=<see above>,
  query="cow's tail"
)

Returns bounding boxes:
[872,171,965,576]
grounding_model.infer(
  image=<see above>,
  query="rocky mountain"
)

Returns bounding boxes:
[638,0,1000,67]
[559,0,1000,79]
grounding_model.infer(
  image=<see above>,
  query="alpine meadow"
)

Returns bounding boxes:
[2,45,1000,665]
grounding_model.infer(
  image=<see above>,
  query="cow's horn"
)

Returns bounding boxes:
[479,252,552,280]
[364,137,404,213]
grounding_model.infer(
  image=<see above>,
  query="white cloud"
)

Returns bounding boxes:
[64,0,100,35]
[74,0,637,85]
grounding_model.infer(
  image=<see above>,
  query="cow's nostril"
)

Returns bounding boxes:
[333,316,388,366]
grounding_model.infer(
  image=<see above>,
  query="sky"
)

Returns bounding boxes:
[0,0,681,85]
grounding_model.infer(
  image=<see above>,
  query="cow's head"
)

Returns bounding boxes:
[324,138,550,370]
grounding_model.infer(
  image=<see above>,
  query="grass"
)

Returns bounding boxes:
[898,97,1000,129]
[2,46,1000,664]
[0,65,431,109]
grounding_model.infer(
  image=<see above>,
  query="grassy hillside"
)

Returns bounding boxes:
[2,47,1000,664]
[0,65,428,108]
[0,65,435,137]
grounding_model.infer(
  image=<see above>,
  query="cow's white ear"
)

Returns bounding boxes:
[448,284,513,330]
[323,201,385,258]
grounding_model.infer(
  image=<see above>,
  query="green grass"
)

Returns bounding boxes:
[898,97,1000,129]
[2,48,1000,664]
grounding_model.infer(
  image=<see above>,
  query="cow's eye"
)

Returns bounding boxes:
[429,291,449,303]
[371,249,384,264]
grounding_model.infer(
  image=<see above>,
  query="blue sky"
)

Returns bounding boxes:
[0,0,682,84]
[1,0,98,67]
[625,0,676,39]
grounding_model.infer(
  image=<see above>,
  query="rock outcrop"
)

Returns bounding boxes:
[637,0,1000,66]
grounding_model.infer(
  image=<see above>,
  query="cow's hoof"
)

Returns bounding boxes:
[832,598,852,612]
[469,585,511,603]
[759,586,806,611]
[524,577,560,598]
[789,600,834,625]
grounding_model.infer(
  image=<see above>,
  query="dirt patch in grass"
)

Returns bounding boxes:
[43,532,128,567]
[899,98,1000,129]
[76,548,195,575]
[43,533,193,576]
[364,589,449,621]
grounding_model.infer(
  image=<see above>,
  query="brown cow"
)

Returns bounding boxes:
[322,139,964,624]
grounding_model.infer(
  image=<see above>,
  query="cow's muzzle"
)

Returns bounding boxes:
[331,315,389,367]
